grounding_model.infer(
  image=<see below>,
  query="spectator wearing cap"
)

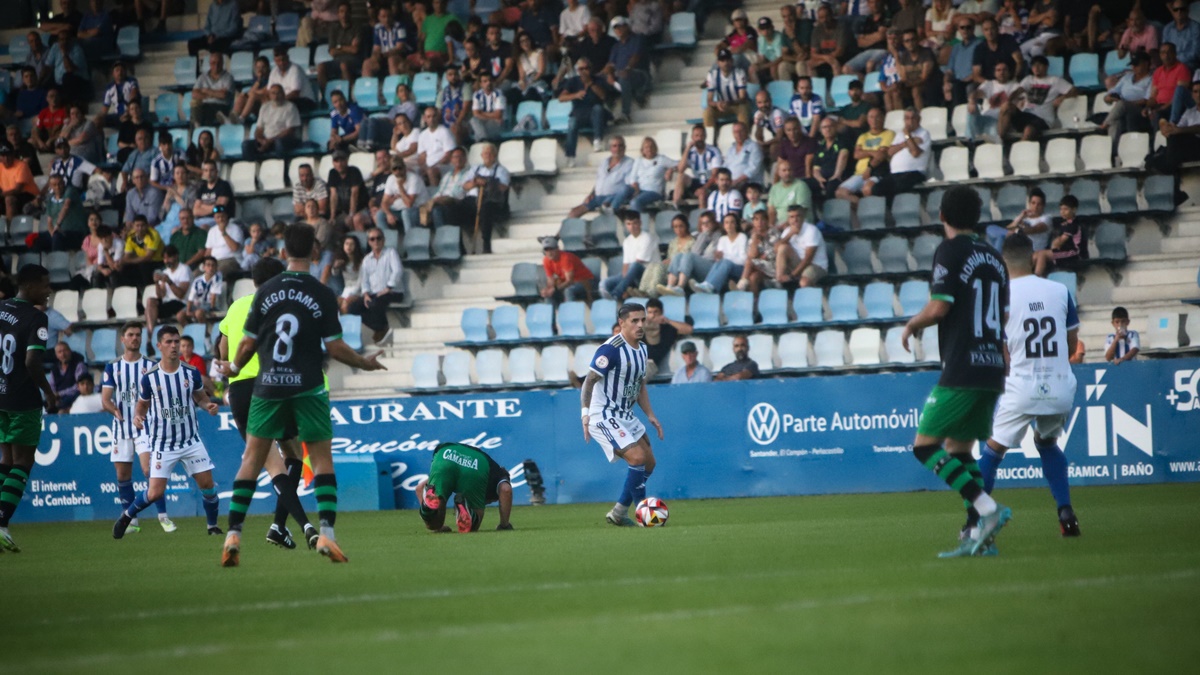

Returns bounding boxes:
[751,17,787,84]
[569,135,632,218]
[0,143,39,221]
[671,341,712,384]
[188,0,243,56]
[242,85,301,161]
[714,335,759,381]
[539,237,595,304]
[836,80,872,148]
[600,209,659,301]
[704,48,751,133]
[554,58,613,166]
[603,17,651,124]
[50,137,96,191]
[720,9,757,72]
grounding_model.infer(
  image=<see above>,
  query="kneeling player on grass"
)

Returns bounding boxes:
[581,303,664,527]
[977,233,1081,539]
[415,442,513,532]
[113,326,222,538]
[218,257,317,550]
[217,223,385,566]
[901,185,1012,558]
[0,265,57,552]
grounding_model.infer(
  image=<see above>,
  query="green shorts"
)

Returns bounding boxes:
[247,390,333,443]
[916,386,1001,441]
[0,408,44,447]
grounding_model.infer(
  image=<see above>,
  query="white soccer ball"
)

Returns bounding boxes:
[635,497,669,527]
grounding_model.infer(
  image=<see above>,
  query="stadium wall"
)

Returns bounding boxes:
[18,359,1200,523]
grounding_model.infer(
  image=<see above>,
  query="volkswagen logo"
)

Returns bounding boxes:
[747,403,781,446]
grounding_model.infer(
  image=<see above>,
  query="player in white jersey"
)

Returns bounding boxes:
[980,233,1081,542]
[112,326,222,538]
[101,322,175,533]
[581,303,664,526]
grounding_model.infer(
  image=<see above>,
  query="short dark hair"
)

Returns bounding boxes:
[1002,231,1033,264]
[1029,187,1045,202]
[1060,195,1079,209]
[163,245,179,257]
[617,302,645,320]
[1031,55,1049,68]
[940,185,982,231]
[329,89,345,101]
[180,335,195,346]
[715,167,731,179]
[252,257,286,287]
[284,222,317,259]
[79,373,94,385]
[645,298,663,312]
[1112,306,1130,321]
[120,321,143,335]
[273,44,289,57]
[848,79,863,90]
[157,325,180,341]
[17,264,48,286]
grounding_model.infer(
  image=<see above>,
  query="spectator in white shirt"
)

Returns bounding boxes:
[267,45,317,111]
[967,61,1019,140]
[416,106,458,188]
[348,227,403,344]
[241,85,300,160]
[569,135,634,217]
[690,212,748,294]
[775,205,828,287]
[69,375,105,414]
[379,157,428,233]
[1006,55,1077,140]
[558,0,591,42]
[989,186,1051,252]
[203,206,245,278]
[614,136,675,213]
[601,209,660,300]
[863,108,931,197]
[144,244,192,331]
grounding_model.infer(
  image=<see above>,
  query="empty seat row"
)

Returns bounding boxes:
[933,134,1150,184]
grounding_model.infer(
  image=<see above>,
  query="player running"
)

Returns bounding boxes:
[581,302,664,527]
[977,233,1081,539]
[218,223,385,566]
[0,265,56,552]
[415,442,514,532]
[101,321,175,534]
[218,257,317,551]
[901,185,1012,558]
[112,326,222,538]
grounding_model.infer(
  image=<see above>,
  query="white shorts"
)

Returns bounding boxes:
[588,414,646,463]
[110,436,150,463]
[149,441,215,480]
[990,397,1068,449]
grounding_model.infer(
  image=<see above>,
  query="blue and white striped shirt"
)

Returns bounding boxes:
[373,22,408,52]
[471,88,506,114]
[102,77,139,115]
[51,155,96,190]
[149,150,183,187]
[138,364,204,453]
[705,66,747,104]
[707,188,744,221]
[789,93,824,135]
[103,356,157,440]
[685,144,723,183]
[588,334,648,420]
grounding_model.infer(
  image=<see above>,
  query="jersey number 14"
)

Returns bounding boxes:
[972,279,1002,340]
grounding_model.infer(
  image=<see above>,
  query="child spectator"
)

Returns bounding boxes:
[741,183,766,221]
[181,256,224,325]
[1034,195,1088,277]
[1105,306,1140,364]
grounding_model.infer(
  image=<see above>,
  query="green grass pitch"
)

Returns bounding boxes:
[3,483,1198,674]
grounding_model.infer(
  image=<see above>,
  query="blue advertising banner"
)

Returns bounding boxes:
[16,359,1200,523]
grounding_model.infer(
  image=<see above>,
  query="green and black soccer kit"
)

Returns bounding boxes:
[913,233,1009,508]
[422,443,511,532]
[228,271,344,534]
[0,299,49,527]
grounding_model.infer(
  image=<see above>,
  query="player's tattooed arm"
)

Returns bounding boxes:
[580,371,601,442]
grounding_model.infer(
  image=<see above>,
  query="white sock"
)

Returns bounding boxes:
[320,525,336,540]
[158,513,170,521]
[611,503,628,516]
[973,492,997,517]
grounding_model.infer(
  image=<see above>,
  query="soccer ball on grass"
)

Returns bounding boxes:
[635,497,669,527]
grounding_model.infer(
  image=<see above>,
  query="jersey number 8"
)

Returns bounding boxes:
[0,333,16,375]
[272,313,299,363]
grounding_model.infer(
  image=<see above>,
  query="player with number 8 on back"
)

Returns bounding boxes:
[901,185,1012,558]
[216,223,386,566]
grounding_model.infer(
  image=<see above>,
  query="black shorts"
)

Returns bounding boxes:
[227,379,297,442]
[872,171,926,197]
[1012,111,1050,133]
[159,299,185,317]
[481,450,511,504]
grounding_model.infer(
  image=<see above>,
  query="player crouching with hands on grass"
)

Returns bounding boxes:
[416,442,514,532]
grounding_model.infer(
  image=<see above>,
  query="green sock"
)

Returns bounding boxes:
[0,465,31,527]
[913,444,984,503]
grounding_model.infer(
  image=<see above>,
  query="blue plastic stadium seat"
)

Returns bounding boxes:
[546,100,573,131]
[352,77,381,108]
[767,80,793,111]
[154,93,179,125]
[862,282,896,319]
[660,295,686,323]
[381,74,410,104]
[412,72,439,106]
[898,280,929,316]
[792,287,824,323]
[182,323,209,358]
[723,291,755,327]
[217,124,245,157]
[491,305,521,341]
[90,328,118,363]
[758,289,789,325]
[829,75,857,108]
[525,304,554,339]
[510,262,541,297]
[558,217,587,252]
[513,100,544,132]
[276,13,301,43]
[116,25,140,59]
[338,315,363,350]
[666,12,696,46]
[590,299,617,336]
[461,308,490,342]
[174,57,197,87]
[689,294,721,330]
[306,117,331,149]
[433,226,462,261]
[557,301,588,336]
[1068,53,1100,89]
[828,285,860,322]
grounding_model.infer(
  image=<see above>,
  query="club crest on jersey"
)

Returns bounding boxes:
[595,355,609,369]
[932,264,948,285]
[37,327,48,341]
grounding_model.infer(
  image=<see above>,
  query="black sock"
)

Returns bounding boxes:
[227,478,256,533]
[0,463,33,527]
[271,459,311,529]
[313,473,337,529]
